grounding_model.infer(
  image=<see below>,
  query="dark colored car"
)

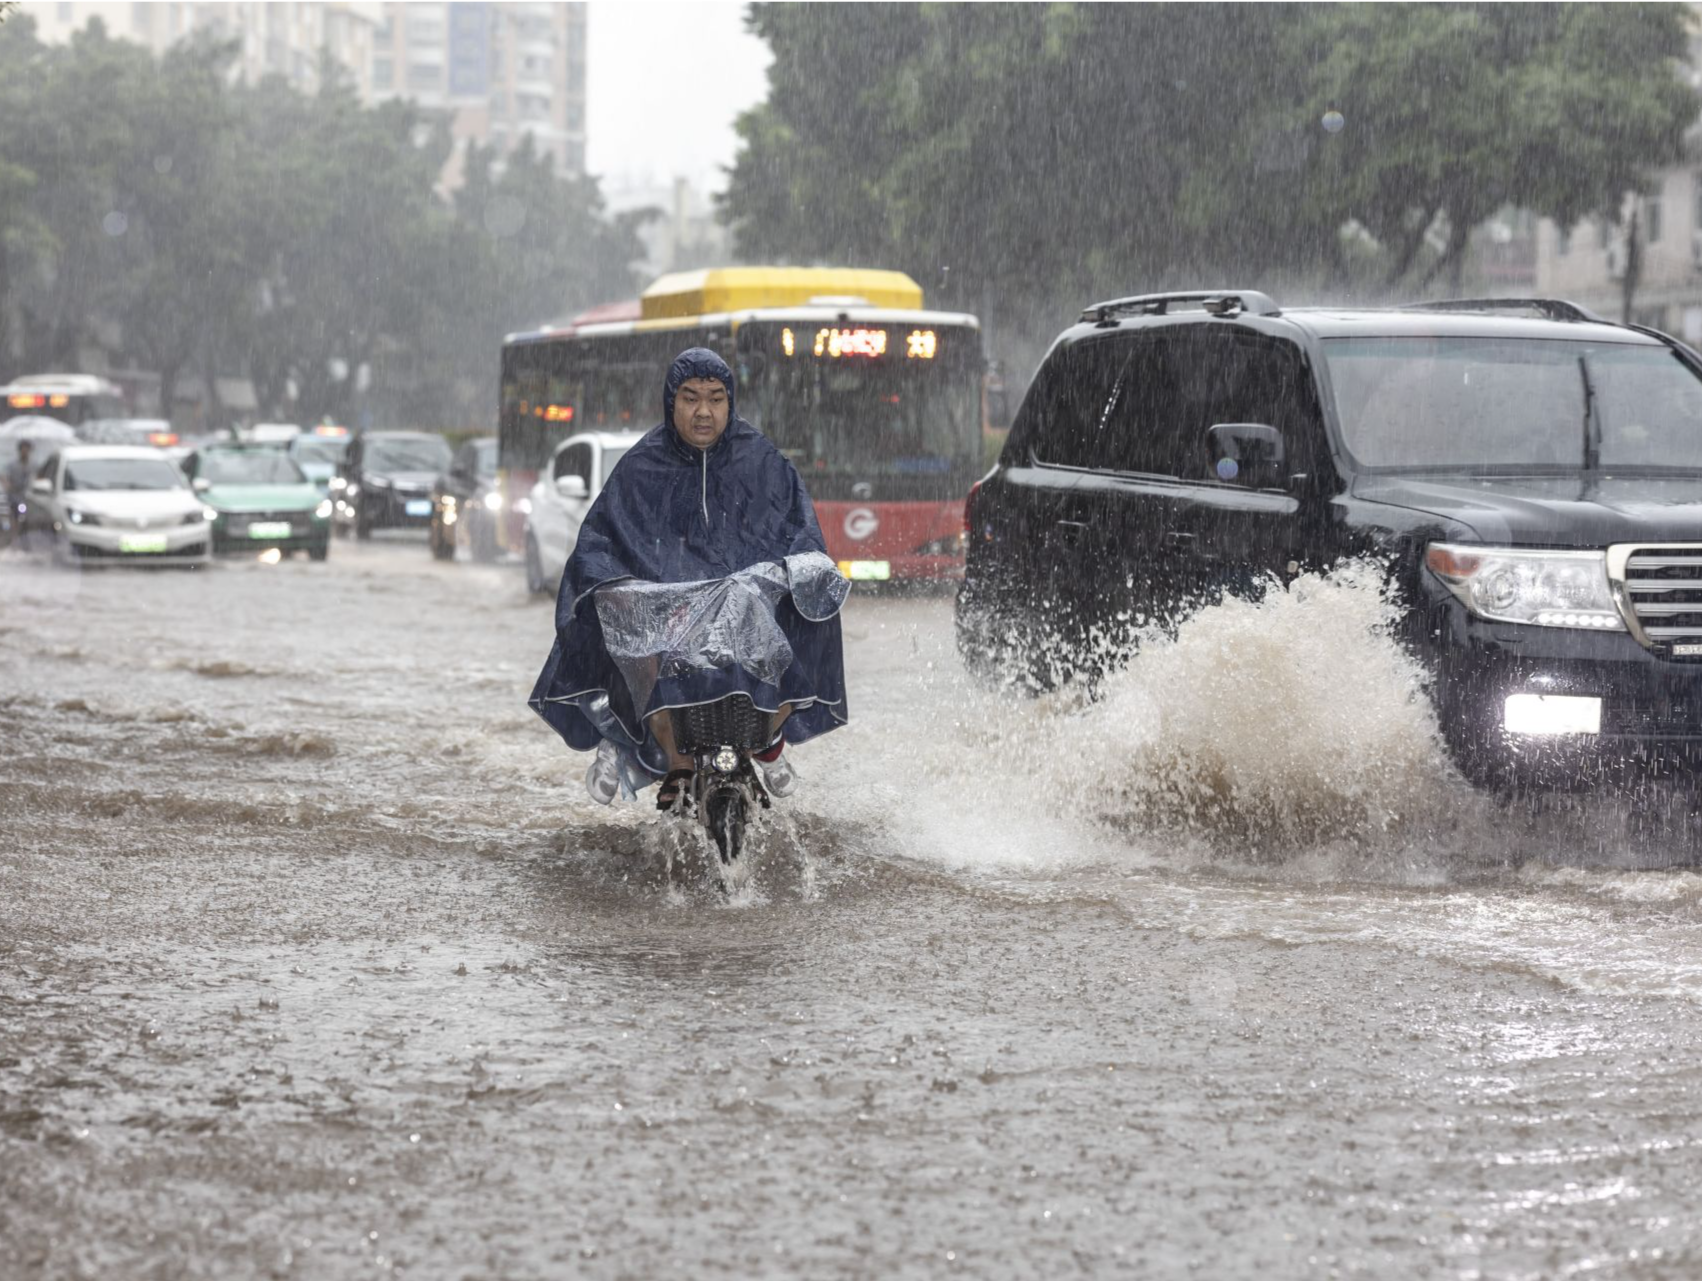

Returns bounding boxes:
[331,431,452,539]
[429,437,501,562]
[957,291,1702,791]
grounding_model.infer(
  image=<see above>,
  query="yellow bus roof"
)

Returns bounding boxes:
[640,267,924,320]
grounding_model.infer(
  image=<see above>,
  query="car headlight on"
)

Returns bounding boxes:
[366,476,390,490]
[314,499,332,520]
[345,484,360,498]
[68,508,98,526]
[1426,543,1626,631]
[483,491,504,512]
[192,508,217,524]
[514,497,532,515]
[329,476,347,491]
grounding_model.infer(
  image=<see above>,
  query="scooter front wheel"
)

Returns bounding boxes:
[703,787,747,867]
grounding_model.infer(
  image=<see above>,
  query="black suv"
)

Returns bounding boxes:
[957,291,1702,790]
[331,431,451,539]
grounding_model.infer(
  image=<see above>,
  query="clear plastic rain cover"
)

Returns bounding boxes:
[593,551,849,713]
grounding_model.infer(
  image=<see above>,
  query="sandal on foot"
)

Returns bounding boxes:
[657,768,694,813]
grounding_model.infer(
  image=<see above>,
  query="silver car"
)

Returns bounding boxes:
[33,445,214,568]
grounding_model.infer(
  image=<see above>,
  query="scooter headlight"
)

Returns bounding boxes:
[712,747,739,774]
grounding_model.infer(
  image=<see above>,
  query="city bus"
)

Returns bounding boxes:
[0,373,125,426]
[498,267,984,581]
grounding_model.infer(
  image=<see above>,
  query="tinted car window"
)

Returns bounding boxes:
[554,443,591,484]
[1016,335,1132,469]
[1023,329,1316,479]
[1098,329,1316,480]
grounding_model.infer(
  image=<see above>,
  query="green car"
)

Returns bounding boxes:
[183,446,332,559]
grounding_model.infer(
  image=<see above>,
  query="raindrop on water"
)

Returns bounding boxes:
[102,211,128,236]
[1321,109,1346,134]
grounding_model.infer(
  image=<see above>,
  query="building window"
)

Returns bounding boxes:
[132,2,152,33]
[373,58,393,90]
[410,62,443,89]
[1646,195,1664,244]
[566,103,583,133]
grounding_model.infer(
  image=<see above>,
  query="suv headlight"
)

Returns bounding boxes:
[68,508,100,526]
[1426,544,1626,631]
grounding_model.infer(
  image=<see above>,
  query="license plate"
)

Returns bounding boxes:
[119,534,168,553]
[405,500,431,517]
[248,521,292,539]
[838,559,891,581]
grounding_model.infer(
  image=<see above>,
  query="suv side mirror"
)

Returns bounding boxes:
[555,474,588,501]
[192,476,211,493]
[30,476,51,496]
[1206,423,1285,487]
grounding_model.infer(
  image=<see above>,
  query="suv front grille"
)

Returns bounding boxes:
[1609,544,1702,651]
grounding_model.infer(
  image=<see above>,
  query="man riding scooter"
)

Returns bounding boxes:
[528,348,850,811]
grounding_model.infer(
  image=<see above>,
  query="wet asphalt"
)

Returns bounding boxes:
[5,538,1702,1279]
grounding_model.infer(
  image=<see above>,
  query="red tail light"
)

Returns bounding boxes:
[964,479,982,535]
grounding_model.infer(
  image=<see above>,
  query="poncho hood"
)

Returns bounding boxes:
[663,346,737,431]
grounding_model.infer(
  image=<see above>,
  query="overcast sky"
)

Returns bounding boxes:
[585,1,773,194]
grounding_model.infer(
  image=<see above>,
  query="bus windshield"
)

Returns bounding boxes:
[499,320,984,500]
[743,321,982,499]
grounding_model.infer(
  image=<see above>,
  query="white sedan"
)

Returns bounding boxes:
[523,431,641,595]
[32,445,213,567]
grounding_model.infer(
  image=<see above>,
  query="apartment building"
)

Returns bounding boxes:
[29,2,384,98]
[370,2,587,181]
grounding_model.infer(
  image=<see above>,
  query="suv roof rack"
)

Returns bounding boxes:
[1080,290,1281,324]
[1402,297,1607,324]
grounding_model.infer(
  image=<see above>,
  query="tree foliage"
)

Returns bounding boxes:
[723,2,1697,358]
[0,13,648,428]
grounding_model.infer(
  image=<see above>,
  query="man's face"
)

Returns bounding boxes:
[17,444,30,463]
[672,377,730,450]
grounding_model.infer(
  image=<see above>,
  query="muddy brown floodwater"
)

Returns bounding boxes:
[6,539,1702,1279]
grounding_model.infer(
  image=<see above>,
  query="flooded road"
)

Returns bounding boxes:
[6,540,1702,1279]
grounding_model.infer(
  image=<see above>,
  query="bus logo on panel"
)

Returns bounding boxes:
[844,508,879,541]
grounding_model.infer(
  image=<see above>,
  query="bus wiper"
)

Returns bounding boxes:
[1579,355,1601,471]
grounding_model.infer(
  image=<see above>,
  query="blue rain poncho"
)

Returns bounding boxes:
[528,348,850,778]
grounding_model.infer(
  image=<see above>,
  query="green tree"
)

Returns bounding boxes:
[724,2,1697,362]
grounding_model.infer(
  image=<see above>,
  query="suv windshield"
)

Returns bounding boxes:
[1326,337,1702,471]
[201,451,306,485]
[64,458,185,491]
[367,437,451,473]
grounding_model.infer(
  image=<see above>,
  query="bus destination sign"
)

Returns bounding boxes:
[780,327,938,360]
